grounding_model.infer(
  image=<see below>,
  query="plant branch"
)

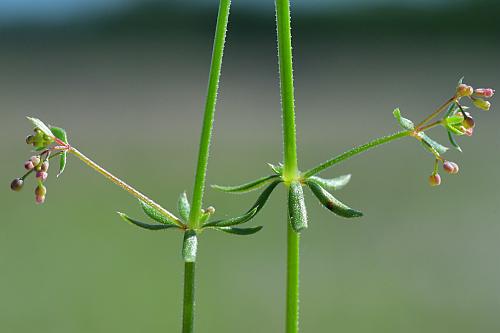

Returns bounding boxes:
[189,0,231,229]
[302,130,411,178]
[69,147,183,227]
[286,223,300,333]
[182,262,196,333]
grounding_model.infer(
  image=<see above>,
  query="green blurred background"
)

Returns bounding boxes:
[1,0,499,332]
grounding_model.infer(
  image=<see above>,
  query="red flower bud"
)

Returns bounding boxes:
[443,161,459,174]
[36,171,48,182]
[10,178,24,191]
[474,88,495,98]
[429,173,441,186]
[24,161,35,170]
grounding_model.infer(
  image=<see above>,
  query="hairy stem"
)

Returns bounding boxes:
[189,0,231,229]
[182,262,196,333]
[69,147,183,226]
[302,130,411,178]
[275,0,301,332]
[276,0,298,181]
[286,223,300,333]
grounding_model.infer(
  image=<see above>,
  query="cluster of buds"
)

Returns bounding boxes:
[428,160,459,187]
[11,153,51,204]
[25,128,54,150]
[456,83,495,111]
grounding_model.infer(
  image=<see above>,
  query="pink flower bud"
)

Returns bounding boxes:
[10,178,24,191]
[429,173,441,186]
[35,195,46,204]
[30,155,41,166]
[40,161,49,172]
[36,171,48,182]
[24,161,35,170]
[35,184,47,204]
[472,98,491,111]
[474,88,495,98]
[456,84,473,97]
[443,161,459,174]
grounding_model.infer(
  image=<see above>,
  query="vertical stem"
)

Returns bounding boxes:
[275,0,300,332]
[189,0,231,229]
[182,262,196,333]
[286,223,300,333]
[276,0,298,180]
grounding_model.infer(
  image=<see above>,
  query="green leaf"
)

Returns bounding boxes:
[212,175,279,194]
[117,212,178,231]
[212,225,263,235]
[203,207,258,228]
[393,108,415,130]
[307,174,351,191]
[26,117,54,138]
[457,76,464,87]
[49,127,69,177]
[419,132,449,155]
[139,200,177,225]
[288,181,308,233]
[447,130,462,152]
[445,115,464,126]
[248,180,282,214]
[182,230,197,262]
[306,181,363,218]
[444,102,458,118]
[268,163,283,175]
[178,192,191,222]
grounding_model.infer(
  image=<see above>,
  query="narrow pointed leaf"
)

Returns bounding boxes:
[182,230,197,262]
[139,200,177,225]
[118,212,179,230]
[212,175,279,194]
[288,181,308,232]
[444,102,458,118]
[203,207,258,228]
[419,132,449,155]
[50,127,68,177]
[213,225,263,235]
[249,180,282,213]
[393,108,415,130]
[307,181,363,218]
[447,130,462,152]
[308,174,351,191]
[27,117,54,138]
[178,192,191,222]
[268,163,283,175]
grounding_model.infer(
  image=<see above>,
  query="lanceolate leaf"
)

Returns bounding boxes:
[118,212,179,231]
[212,175,279,194]
[308,174,351,191]
[27,117,54,138]
[306,181,363,218]
[393,108,415,130]
[249,180,282,213]
[178,192,191,222]
[182,230,197,262]
[51,127,68,177]
[212,225,263,235]
[288,181,308,232]
[203,207,258,228]
[447,130,462,152]
[419,132,449,155]
[268,163,284,175]
[139,200,177,225]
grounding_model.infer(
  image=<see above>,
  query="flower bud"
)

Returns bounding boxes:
[35,195,46,204]
[30,155,41,166]
[205,206,215,215]
[24,161,35,170]
[463,114,475,129]
[35,184,47,204]
[429,173,441,186]
[10,178,24,191]
[474,88,495,98]
[40,161,49,172]
[456,84,473,97]
[26,135,35,144]
[443,161,459,174]
[472,98,491,111]
[36,171,48,182]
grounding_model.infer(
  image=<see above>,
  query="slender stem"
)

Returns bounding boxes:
[276,0,298,180]
[286,223,300,333]
[182,262,196,333]
[302,130,412,178]
[415,97,454,129]
[69,147,183,226]
[189,0,231,229]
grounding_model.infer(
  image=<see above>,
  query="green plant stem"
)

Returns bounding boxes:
[69,147,183,226]
[276,0,298,181]
[286,223,300,333]
[189,0,231,229]
[302,130,412,178]
[182,262,196,333]
[275,0,301,332]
